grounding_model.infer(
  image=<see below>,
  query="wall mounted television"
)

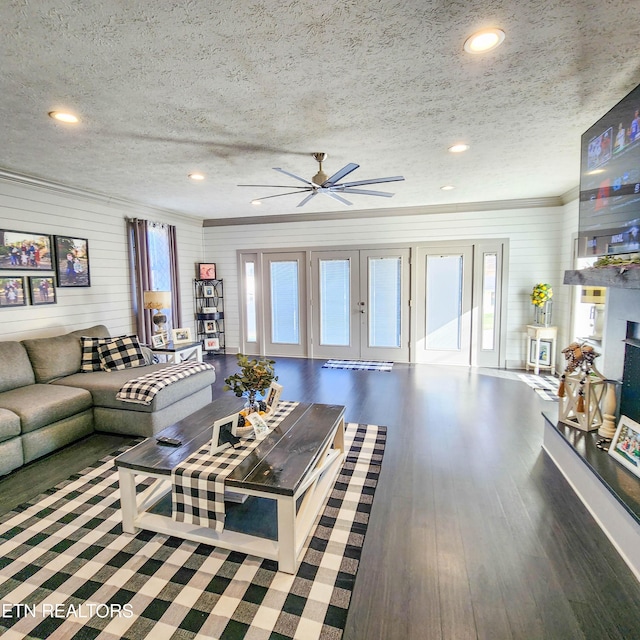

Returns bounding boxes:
[578,82,640,257]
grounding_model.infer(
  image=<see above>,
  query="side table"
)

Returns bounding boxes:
[150,341,203,364]
[525,324,557,375]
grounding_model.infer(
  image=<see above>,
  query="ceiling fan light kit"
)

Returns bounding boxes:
[239,152,405,207]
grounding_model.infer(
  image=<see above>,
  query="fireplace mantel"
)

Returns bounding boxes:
[564,267,640,289]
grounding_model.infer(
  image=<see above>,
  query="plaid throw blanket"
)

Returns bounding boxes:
[116,361,215,405]
[172,401,298,532]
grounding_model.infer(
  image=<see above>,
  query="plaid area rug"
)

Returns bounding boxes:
[322,360,393,372]
[0,423,386,640]
[518,373,560,402]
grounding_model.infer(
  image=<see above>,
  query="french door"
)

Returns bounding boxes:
[415,246,473,365]
[310,249,410,362]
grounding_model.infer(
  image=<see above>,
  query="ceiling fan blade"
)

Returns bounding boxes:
[273,167,315,186]
[339,176,405,188]
[340,187,395,197]
[322,162,360,187]
[325,191,353,206]
[251,189,313,202]
[297,191,319,207]
[238,184,310,189]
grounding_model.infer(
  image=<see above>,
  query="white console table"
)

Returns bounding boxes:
[150,341,203,364]
[526,324,557,375]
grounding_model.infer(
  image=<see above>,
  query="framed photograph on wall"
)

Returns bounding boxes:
[0,276,27,307]
[530,339,552,366]
[198,263,216,280]
[54,236,90,287]
[0,229,52,270]
[608,415,640,478]
[28,276,56,305]
[172,327,193,344]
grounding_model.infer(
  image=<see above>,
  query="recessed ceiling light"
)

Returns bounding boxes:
[441,185,455,191]
[48,111,79,123]
[251,199,262,205]
[448,144,470,153]
[463,28,506,54]
[188,173,205,181]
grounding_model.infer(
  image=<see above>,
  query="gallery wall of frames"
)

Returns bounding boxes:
[0,228,90,308]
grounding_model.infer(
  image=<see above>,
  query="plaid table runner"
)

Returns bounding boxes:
[116,361,215,405]
[172,400,299,532]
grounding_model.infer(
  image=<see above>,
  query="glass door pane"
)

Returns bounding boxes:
[245,261,257,343]
[270,261,299,344]
[320,259,351,346]
[368,257,401,348]
[481,253,497,350]
[426,255,463,350]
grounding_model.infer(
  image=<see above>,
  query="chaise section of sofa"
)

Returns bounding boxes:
[0,324,216,477]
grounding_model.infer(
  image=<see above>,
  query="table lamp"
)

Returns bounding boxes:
[143,290,171,339]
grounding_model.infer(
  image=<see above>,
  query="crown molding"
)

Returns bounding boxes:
[203,195,568,227]
[0,168,204,225]
[560,185,579,204]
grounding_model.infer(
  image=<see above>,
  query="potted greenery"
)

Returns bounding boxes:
[223,354,277,413]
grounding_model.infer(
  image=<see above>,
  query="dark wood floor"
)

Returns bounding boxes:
[1,355,639,640]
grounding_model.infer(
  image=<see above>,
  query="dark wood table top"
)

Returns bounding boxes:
[115,397,345,497]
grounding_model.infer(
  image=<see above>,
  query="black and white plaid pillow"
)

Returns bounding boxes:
[80,336,118,372]
[97,336,146,371]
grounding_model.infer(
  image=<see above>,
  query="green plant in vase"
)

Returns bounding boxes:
[223,354,277,414]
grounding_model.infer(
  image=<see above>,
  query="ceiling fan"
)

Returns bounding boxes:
[239,152,404,207]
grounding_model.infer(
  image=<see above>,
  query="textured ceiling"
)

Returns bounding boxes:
[1,0,640,221]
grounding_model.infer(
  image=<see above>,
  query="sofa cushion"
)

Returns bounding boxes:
[0,342,35,392]
[21,333,83,383]
[97,336,146,371]
[54,364,216,413]
[0,384,93,433]
[0,408,21,443]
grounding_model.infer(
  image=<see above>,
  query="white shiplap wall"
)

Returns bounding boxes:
[0,177,204,341]
[203,201,579,367]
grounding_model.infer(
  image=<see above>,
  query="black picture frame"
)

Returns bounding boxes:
[198,263,216,280]
[28,276,57,305]
[0,276,27,307]
[0,229,53,270]
[54,236,91,287]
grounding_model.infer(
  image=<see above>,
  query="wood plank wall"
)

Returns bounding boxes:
[0,178,204,341]
[203,201,579,367]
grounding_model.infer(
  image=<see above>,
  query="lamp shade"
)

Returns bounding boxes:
[143,290,171,310]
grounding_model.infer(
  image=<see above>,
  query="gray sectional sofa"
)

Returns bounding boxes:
[0,324,216,476]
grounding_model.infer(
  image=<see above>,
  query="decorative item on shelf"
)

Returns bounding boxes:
[530,283,553,326]
[580,286,606,339]
[144,290,171,341]
[608,415,640,478]
[558,341,605,431]
[198,263,217,280]
[596,379,621,450]
[223,353,277,415]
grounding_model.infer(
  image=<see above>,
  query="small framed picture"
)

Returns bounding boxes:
[199,263,216,280]
[172,327,193,344]
[151,333,166,348]
[204,336,220,350]
[265,382,283,414]
[201,306,217,313]
[54,235,90,287]
[210,413,239,455]
[0,277,27,307]
[608,415,640,478]
[530,339,552,366]
[202,285,216,298]
[204,320,218,333]
[28,276,56,305]
[246,412,269,440]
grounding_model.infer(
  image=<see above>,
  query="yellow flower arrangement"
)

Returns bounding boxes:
[531,283,553,307]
